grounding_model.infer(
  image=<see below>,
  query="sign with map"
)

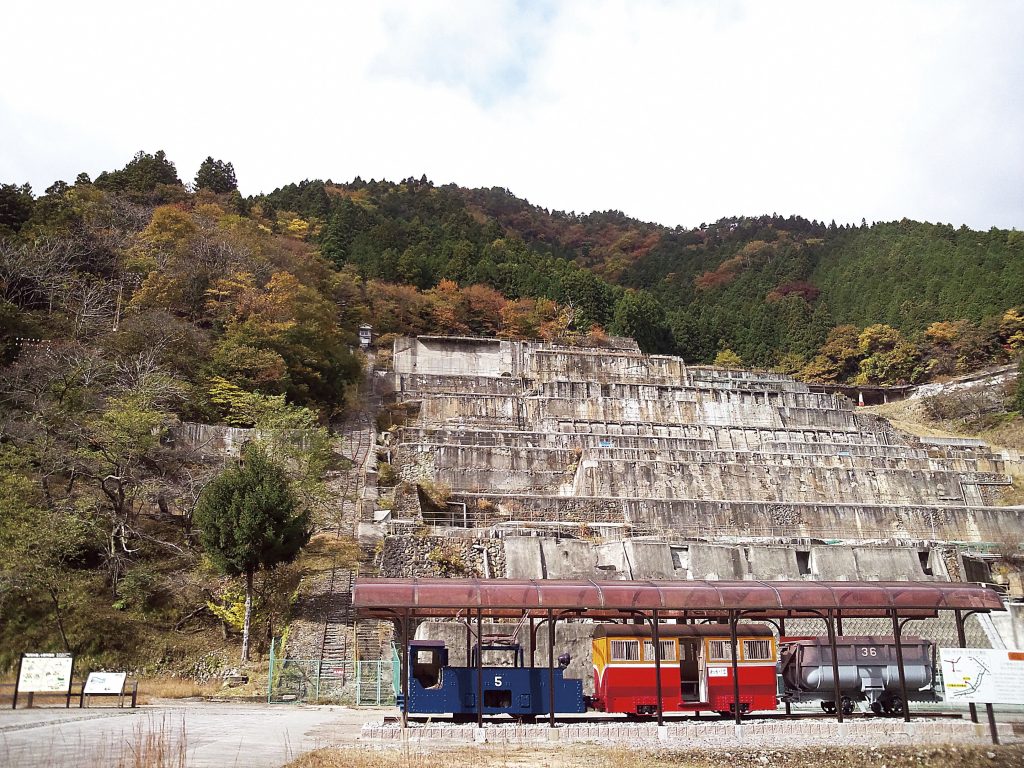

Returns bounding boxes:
[83,672,127,695]
[17,653,74,693]
[940,648,1024,705]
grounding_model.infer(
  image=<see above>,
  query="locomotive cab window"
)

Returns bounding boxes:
[610,639,641,661]
[742,639,773,661]
[643,639,677,662]
[413,648,442,689]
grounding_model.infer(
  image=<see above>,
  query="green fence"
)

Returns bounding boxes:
[267,639,397,705]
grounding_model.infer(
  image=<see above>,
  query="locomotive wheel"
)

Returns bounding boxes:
[841,697,855,715]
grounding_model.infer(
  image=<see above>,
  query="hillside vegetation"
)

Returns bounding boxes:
[1,150,1023,673]
[257,177,1024,382]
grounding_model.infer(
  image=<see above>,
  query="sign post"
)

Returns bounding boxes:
[81,672,128,708]
[940,648,1024,745]
[13,653,74,709]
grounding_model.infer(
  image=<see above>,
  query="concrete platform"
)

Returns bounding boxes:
[361,716,1016,746]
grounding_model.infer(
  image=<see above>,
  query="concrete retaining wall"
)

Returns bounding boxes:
[459,494,1024,543]
[362,718,1013,745]
[499,536,937,582]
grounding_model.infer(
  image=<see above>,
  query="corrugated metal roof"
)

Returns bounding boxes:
[352,578,1003,620]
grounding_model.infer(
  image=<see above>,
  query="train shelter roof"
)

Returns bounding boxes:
[352,578,1003,621]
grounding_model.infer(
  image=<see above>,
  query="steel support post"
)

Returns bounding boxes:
[401,610,410,729]
[780,617,791,716]
[730,611,742,725]
[652,609,664,726]
[476,608,484,728]
[954,609,979,723]
[986,703,1000,745]
[548,609,556,728]
[827,609,843,723]
[891,611,910,722]
[529,617,535,668]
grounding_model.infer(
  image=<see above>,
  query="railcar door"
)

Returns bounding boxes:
[679,640,700,702]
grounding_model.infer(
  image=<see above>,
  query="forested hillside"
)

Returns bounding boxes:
[1,150,1022,670]
[257,178,1024,382]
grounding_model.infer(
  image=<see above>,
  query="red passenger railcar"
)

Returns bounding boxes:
[591,624,778,716]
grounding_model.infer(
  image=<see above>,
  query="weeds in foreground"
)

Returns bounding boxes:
[95,715,188,768]
[0,713,188,768]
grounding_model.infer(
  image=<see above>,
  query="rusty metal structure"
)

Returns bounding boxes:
[353,577,1003,728]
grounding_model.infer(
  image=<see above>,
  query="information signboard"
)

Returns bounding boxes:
[83,672,127,695]
[17,653,74,694]
[940,648,1024,705]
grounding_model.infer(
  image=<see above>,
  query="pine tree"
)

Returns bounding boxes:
[194,447,309,661]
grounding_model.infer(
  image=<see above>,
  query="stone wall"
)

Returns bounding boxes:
[380,535,506,579]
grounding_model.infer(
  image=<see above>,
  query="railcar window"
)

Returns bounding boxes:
[610,640,640,661]
[742,639,772,661]
[708,640,734,661]
[643,640,677,662]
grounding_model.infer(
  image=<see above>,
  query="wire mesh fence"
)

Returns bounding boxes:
[267,644,398,705]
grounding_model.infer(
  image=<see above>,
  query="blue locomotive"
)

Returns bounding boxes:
[399,639,585,720]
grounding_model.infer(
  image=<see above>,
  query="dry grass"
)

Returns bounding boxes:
[285,745,1024,768]
[135,676,224,703]
[1,713,188,768]
[91,715,188,768]
[300,533,362,576]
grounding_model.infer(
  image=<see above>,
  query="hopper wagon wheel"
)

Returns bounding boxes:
[884,697,904,717]
[841,697,855,715]
[870,701,883,715]
[821,701,837,715]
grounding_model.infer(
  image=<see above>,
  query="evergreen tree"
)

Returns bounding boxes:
[194,447,310,661]
[0,182,34,234]
[94,150,182,201]
[194,157,238,193]
[609,291,674,353]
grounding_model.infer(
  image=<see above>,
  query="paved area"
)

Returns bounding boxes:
[0,701,379,767]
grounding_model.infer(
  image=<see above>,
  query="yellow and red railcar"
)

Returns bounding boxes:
[591,624,777,716]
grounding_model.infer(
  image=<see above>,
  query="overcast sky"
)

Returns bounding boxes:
[2,1,1022,230]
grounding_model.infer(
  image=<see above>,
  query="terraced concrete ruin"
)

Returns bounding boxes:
[368,335,1024,659]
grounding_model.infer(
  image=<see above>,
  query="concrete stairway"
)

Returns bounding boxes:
[313,568,355,699]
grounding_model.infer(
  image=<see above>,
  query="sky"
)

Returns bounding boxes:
[2,0,1022,230]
